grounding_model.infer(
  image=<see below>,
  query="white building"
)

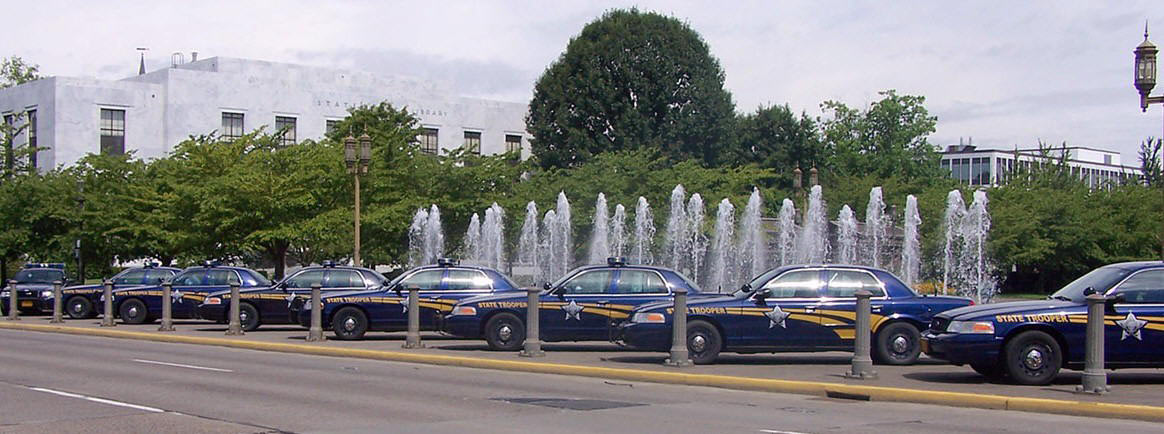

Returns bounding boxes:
[0,56,529,172]
[939,143,1144,189]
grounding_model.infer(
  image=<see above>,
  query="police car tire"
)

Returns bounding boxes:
[66,296,95,319]
[239,302,260,332]
[688,320,722,365]
[873,322,921,365]
[119,298,150,324]
[1003,330,1062,386]
[331,307,368,340]
[484,313,525,351]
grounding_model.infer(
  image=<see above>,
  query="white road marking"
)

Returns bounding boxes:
[29,386,165,413]
[131,358,234,372]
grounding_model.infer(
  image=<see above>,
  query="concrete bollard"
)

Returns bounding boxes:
[664,287,692,367]
[158,281,175,332]
[845,289,878,379]
[100,280,115,327]
[6,280,19,321]
[226,282,244,336]
[403,287,424,349]
[1076,293,1111,394]
[306,284,324,342]
[519,287,544,357]
[50,280,64,323]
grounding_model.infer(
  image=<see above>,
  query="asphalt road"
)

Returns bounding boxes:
[1,329,1161,433]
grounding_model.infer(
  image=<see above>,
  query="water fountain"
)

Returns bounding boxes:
[707,198,736,293]
[540,209,558,280]
[588,193,611,264]
[777,199,797,266]
[664,185,688,270]
[864,187,888,268]
[480,203,505,270]
[408,208,429,267]
[963,190,995,303]
[835,205,858,264]
[796,185,828,263]
[737,188,765,282]
[686,193,707,283]
[632,197,655,265]
[463,213,481,263]
[901,195,921,287]
[545,191,573,278]
[518,201,540,283]
[942,191,966,295]
[610,204,627,258]
[407,205,445,266]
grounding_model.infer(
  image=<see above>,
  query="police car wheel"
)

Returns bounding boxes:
[66,296,95,319]
[873,322,921,365]
[119,299,150,324]
[484,313,525,351]
[687,320,722,365]
[1003,330,1061,385]
[239,303,260,332]
[331,307,368,340]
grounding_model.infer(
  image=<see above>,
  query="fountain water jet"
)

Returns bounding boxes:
[463,213,481,263]
[796,185,828,263]
[518,201,541,283]
[835,205,858,264]
[664,185,688,270]
[610,204,628,258]
[942,191,967,295]
[632,197,656,265]
[480,203,505,270]
[686,193,707,284]
[864,187,888,268]
[737,188,766,281]
[963,190,995,303]
[777,199,797,266]
[588,193,611,264]
[707,198,736,293]
[901,195,921,287]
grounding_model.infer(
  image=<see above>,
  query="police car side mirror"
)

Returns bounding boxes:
[1082,287,1096,296]
[542,282,552,291]
[752,289,770,302]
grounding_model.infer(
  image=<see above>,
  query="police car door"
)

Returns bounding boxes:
[742,269,823,350]
[1105,268,1164,364]
[815,269,888,350]
[437,268,494,317]
[170,270,211,317]
[608,269,670,340]
[281,269,325,321]
[543,269,614,341]
[384,269,445,330]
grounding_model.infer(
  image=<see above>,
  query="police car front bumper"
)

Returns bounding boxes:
[921,331,1001,366]
[616,321,672,351]
[0,294,53,314]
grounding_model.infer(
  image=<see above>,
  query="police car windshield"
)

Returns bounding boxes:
[1050,266,1134,303]
[14,269,65,284]
[547,266,592,289]
[736,268,784,295]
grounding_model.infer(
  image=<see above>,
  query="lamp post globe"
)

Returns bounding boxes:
[344,135,357,171]
[1135,24,1158,111]
[358,132,372,173]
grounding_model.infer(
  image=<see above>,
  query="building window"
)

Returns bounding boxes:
[275,116,296,145]
[419,128,439,154]
[3,113,13,171]
[100,108,126,155]
[221,112,244,140]
[505,134,522,155]
[326,120,340,136]
[27,110,36,169]
[463,131,481,155]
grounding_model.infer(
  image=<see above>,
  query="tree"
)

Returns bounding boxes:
[819,90,941,180]
[526,9,736,168]
[1139,137,1162,187]
[728,104,823,184]
[1,56,41,89]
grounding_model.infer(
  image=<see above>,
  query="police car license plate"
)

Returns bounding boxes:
[20,300,33,308]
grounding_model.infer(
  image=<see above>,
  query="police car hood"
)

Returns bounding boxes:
[938,300,1078,320]
[633,294,740,312]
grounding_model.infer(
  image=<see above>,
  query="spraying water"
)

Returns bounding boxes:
[408,208,429,267]
[664,185,688,270]
[686,193,707,284]
[518,201,540,283]
[553,192,573,277]
[707,198,736,293]
[835,205,859,264]
[942,191,967,295]
[796,185,828,263]
[864,187,888,268]
[632,197,656,265]
[901,195,921,287]
[963,190,995,303]
[423,205,444,264]
[480,203,505,270]
[588,193,611,264]
[463,213,482,263]
[777,198,797,266]
[737,188,766,281]
[610,204,628,258]
[541,210,559,281]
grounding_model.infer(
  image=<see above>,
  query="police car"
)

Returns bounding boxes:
[56,263,181,319]
[618,264,972,365]
[297,259,519,340]
[443,258,703,351]
[922,261,1164,385]
[0,263,70,315]
[110,262,271,324]
[197,262,387,331]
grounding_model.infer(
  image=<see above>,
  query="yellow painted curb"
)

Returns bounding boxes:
[3,321,1163,423]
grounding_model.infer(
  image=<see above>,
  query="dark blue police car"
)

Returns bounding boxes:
[110,262,271,324]
[1,263,70,315]
[922,261,1164,385]
[619,264,972,364]
[197,262,387,331]
[57,264,180,319]
[297,259,519,340]
[443,258,703,351]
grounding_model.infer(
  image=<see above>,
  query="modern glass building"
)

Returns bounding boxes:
[939,144,1144,189]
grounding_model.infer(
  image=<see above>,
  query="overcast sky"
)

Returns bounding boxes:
[5,1,1163,163]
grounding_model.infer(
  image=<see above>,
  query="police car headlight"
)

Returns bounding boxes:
[204,297,222,305]
[450,306,476,316]
[947,320,995,334]
[41,290,54,298]
[632,312,666,323]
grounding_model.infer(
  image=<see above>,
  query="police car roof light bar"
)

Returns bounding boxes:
[607,257,627,267]
[321,260,336,268]
[24,263,66,269]
[437,258,459,267]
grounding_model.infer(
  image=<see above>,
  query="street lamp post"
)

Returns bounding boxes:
[1133,23,1164,261]
[344,132,372,266]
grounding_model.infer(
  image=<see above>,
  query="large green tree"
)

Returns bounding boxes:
[820,90,941,180]
[0,56,40,89]
[526,9,735,168]
[728,104,824,184]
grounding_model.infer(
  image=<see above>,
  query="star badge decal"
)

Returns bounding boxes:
[1116,312,1148,341]
[171,289,183,303]
[764,305,791,329]
[562,300,584,320]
